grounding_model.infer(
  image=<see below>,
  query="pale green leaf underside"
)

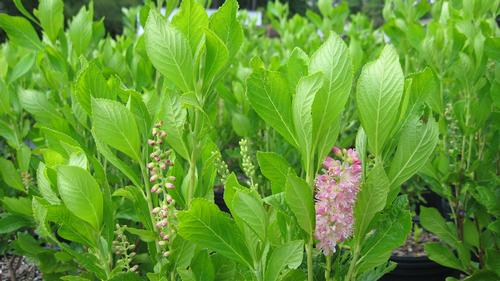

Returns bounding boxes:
[356,45,404,156]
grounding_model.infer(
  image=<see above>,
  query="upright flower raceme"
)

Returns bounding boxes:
[315,147,362,255]
[147,121,178,257]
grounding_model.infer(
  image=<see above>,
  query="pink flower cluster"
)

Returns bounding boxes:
[315,147,361,255]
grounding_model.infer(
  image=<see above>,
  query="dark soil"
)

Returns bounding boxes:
[0,255,41,281]
[392,230,439,257]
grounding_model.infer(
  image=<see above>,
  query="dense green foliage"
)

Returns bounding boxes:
[0,0,498,280]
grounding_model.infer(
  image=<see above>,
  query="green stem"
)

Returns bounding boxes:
[325,254,332,281]
[187,109,202,207]
[306,241,314,281]
[345,244,359,281]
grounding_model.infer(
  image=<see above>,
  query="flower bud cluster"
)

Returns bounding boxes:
[212,150,230,184]
[147,121,175,195]
[21,171,33,191]
[151,194,177,258]
[239,138,258,190]
[444,102,461,170]
[113,224,138,273]
[315,147,361,255]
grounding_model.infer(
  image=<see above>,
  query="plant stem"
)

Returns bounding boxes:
[325,254,332,281]
[345,244,359,281]
[306,240,314,281]
[187,109,202,207]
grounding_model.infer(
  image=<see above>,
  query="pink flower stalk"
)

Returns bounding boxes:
[315,147,361,255]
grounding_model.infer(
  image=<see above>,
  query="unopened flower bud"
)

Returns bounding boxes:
[158,240,166,246]
[160,131,167,138]
[147,162,155,169]
[152,128,158,136]
[131,265,139,272]
[147,139,156,146]
[163,234,170,241]
[332,146,342,157]
[168,176,176,182]
[165,182,175,189]
[150,175,158,183]
[160,163,167,170]
[163,251,170,257]
[166,195,173,203]
[152,207,161,214]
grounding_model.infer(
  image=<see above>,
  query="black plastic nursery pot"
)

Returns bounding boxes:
[380,255,460,281]
[214,188,230,213]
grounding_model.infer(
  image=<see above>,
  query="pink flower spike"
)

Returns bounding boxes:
[314,148,361,256]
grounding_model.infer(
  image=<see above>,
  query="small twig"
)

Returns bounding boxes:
[8,256,18,281]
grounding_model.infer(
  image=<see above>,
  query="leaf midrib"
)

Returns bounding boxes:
[186,212,253,269]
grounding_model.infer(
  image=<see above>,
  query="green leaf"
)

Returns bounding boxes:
[177,198,253,269]
[407,67,441,113]
[257,151,292,194]
[231,190,268,242]
[18,89,65,127]
[125,227,157,242]
[354,164,390,241]
[32,197,54,240]
[0,14,42,50]
[74,62,112,115]
[486,249,500,276]
[356,196,411,274]
[35,0,64,42]
[171,0,209,53]
[170,235,196,271]
[247,68,298,147]
[61,277,91,281]
[191,249,215,281]
[388,118,439,198]
[285,172,314,236]
[13,0,40,25]
[91,98,141,162]
[204,28,229,89]
[209,0,243,59]
[156,93,189,160]
[463,218,479,248]
[462,270,500,281]
[0,157,24,192]
[264,240,304,281]
[112,187,154,231]
[68,5,93,55]
[36,162,61,204]
[424,243,465,272]
[292,72,323,162]
[57,165,103,230]
[356,45,404,156]
[285,47,309,94]
[420,207,459,247]
[2,197,32,217]
[16,144,31,172]
[92,130,141,187]
[8,51,36,84]
[310,33,353,162]
[145,9,194,92]
[108,273,142,281]
[0,213,31,234]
